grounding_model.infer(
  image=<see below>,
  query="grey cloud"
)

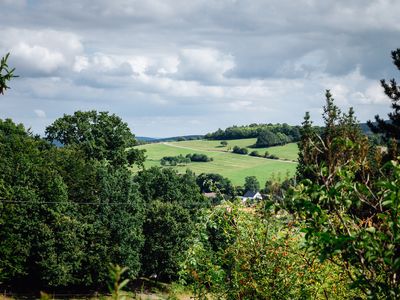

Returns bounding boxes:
[1,0,399,136]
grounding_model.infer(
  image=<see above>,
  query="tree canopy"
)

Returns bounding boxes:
[45,110,145,167]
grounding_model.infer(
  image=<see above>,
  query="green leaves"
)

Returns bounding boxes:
[45,111,144,167]
[0,53,18,95]
[291,159,400,298]
[108,264,130,300]
[180,203,356,299]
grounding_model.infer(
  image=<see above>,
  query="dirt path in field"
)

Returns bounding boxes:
[162,142,297,164]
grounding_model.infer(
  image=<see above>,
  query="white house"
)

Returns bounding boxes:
[240,191,263,203]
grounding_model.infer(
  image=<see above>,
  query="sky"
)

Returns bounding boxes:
[1,0,400,137]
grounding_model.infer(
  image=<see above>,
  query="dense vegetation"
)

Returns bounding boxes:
[232,145,248,154]
[160,154,190,166]
[0,116,145,289]
[185,153,213,162]
[205,123,301,141]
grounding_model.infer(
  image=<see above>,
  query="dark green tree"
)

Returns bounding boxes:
[244,176,260,192]
[296,111,316,180]
[368,49,400,159]
[134,167,207,210]
[141,200,193,281]
[0,119,85,288]
[232,145,248,154]
[45,110,145,166]
[255,129,281,147]
[196,173,236,198]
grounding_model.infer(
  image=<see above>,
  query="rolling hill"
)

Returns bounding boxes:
[134,138,298,186]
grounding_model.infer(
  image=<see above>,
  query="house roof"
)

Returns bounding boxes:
[203,192,217,198]
[243,190,260,198]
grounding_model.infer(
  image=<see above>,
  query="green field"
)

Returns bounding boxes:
[134,139,298,186]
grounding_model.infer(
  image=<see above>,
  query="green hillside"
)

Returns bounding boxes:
[134,139,298,185]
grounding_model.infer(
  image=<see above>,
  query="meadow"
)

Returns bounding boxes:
[135,138,298,185]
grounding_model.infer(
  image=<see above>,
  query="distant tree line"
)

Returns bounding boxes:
[205,123,302,142]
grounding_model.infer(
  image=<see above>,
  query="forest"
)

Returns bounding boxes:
[205,123,302,145]
[0,49,400,299]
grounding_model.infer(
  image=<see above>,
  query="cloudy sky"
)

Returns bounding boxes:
[1,0,399,137]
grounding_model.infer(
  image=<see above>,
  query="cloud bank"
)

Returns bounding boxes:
[0,0,399,136]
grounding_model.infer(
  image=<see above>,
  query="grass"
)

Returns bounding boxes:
[134,139,298,185]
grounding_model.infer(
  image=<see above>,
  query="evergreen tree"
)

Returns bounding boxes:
[296,90,370,185]
[296,111,316,180]
[368,49,400,159]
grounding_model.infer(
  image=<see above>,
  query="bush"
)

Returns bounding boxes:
[180,203,357,299]
[289,161,400,298]
[186,153,213,162]
[160,155,190,166]
[232,146,248,155]
[249,150,261,157]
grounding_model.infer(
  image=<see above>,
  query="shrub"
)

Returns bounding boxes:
[186,153,213,162]
[249,150,261,157]
[180,203,358,299]
[232,146,248,155]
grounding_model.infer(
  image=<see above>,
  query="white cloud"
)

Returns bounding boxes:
[34,109,46,118]
[0,1,398,136]
[12,42,66,74]
[175,48,235,83]
[0,28,83,76]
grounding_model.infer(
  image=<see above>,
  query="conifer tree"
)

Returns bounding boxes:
[368,49,400,158]
[296,111,315,180]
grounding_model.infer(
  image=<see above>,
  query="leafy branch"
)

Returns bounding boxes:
[0,53,18,95]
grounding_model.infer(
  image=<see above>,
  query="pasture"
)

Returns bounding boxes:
[134,139,298,185]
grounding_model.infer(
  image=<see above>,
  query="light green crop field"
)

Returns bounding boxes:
[134,139,298,186]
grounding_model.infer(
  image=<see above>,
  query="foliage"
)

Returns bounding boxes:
[0,119,84,287]
[0,53,17,95]
[289,160,400,298]
[185,153,213,162]
[160,154,190,166]
[141,201,194,282]
[244,176,260,192]
[368,48,400,158]
[296,90,373,183]
[196,173,236,198]
[134,167,208,210]
[159,153,213,165]
[232,145,248,155]
[249,150,261,157]
[292,87,400,298]
[220,140,228,147]
[0,118,144,290]
[108,264,130,300]
[205,123,301,141]
[45,110,145,167]
[254,129,291,147]
[180,203,357,299]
